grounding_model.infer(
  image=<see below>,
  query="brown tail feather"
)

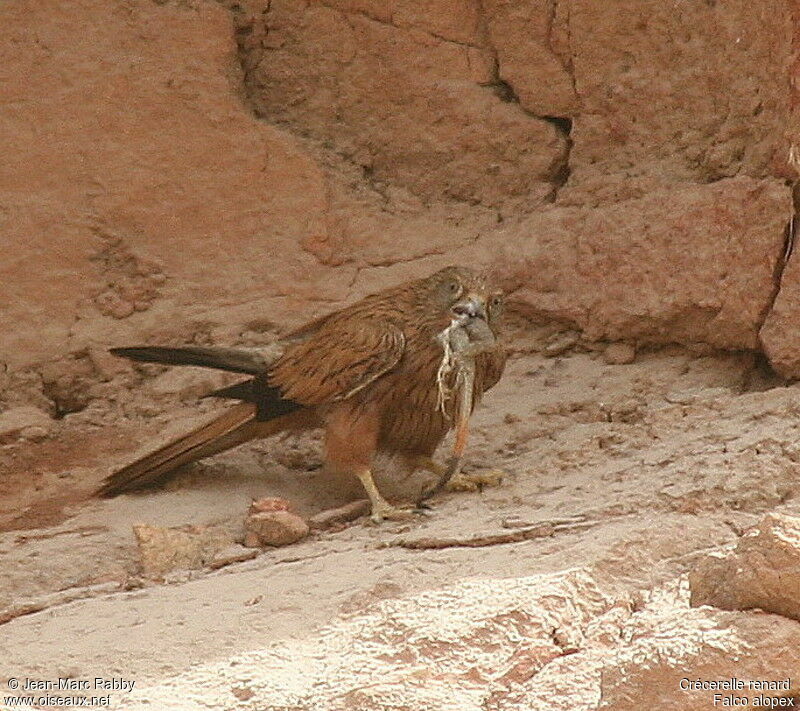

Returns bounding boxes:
[98,403,265,496]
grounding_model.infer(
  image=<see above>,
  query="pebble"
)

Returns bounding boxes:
[543,331,580,357]
[243,511,309,548]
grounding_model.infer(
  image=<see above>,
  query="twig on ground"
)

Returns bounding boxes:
[382,518,600,550]
[0,582,121,626]
[501,514,587,529]
[307,499,371,530]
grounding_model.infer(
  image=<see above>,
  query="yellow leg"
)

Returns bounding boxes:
[408,455,447,478]
[355,468,417,523]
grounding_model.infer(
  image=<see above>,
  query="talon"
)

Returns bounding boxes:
[416,486,436,506]
[370,504,419,523]
[356,467,418,523]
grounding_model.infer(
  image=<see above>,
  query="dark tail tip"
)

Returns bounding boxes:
[109,347,156,362]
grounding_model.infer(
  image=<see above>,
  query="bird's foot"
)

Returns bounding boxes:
[354,467,420,523]
[370,502,420,523]
[445,469,505,492]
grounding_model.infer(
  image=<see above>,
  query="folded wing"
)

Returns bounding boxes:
[269,318,406,405]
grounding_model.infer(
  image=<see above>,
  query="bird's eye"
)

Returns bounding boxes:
[491,295,503,307]
[449,281,461,294]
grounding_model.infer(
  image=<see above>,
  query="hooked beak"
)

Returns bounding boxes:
[451,294,487,321]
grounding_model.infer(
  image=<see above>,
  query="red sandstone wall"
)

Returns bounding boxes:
[1,0,799,405]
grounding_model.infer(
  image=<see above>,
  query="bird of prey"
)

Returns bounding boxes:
[98,266,508,521]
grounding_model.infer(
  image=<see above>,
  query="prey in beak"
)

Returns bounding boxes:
[424,292,496,505]
[451,294,487,321]
[449,293,495,350]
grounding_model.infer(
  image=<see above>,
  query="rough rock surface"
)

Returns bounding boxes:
[2,0,798,390]
[690,513,800,621]
[4,1,800,707]
[241,0,567,207]
[133,524,233,579]
[761,258,800,378]
[0,0,341,373]
[486,177,790,349]
[556,0,795,206]
[4,348,800,706]
[107,570,800,710]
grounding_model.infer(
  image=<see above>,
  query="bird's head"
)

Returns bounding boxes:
[426,265,505,330]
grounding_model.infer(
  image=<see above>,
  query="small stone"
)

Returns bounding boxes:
[243,511,309,548]
[543,331,580,357]
[0,406,52,442]
[603,342,636,365]
[20,426,49,441]
[231,687,255,702]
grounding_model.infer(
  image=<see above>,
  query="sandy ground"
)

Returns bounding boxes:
[2,333,800,707]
